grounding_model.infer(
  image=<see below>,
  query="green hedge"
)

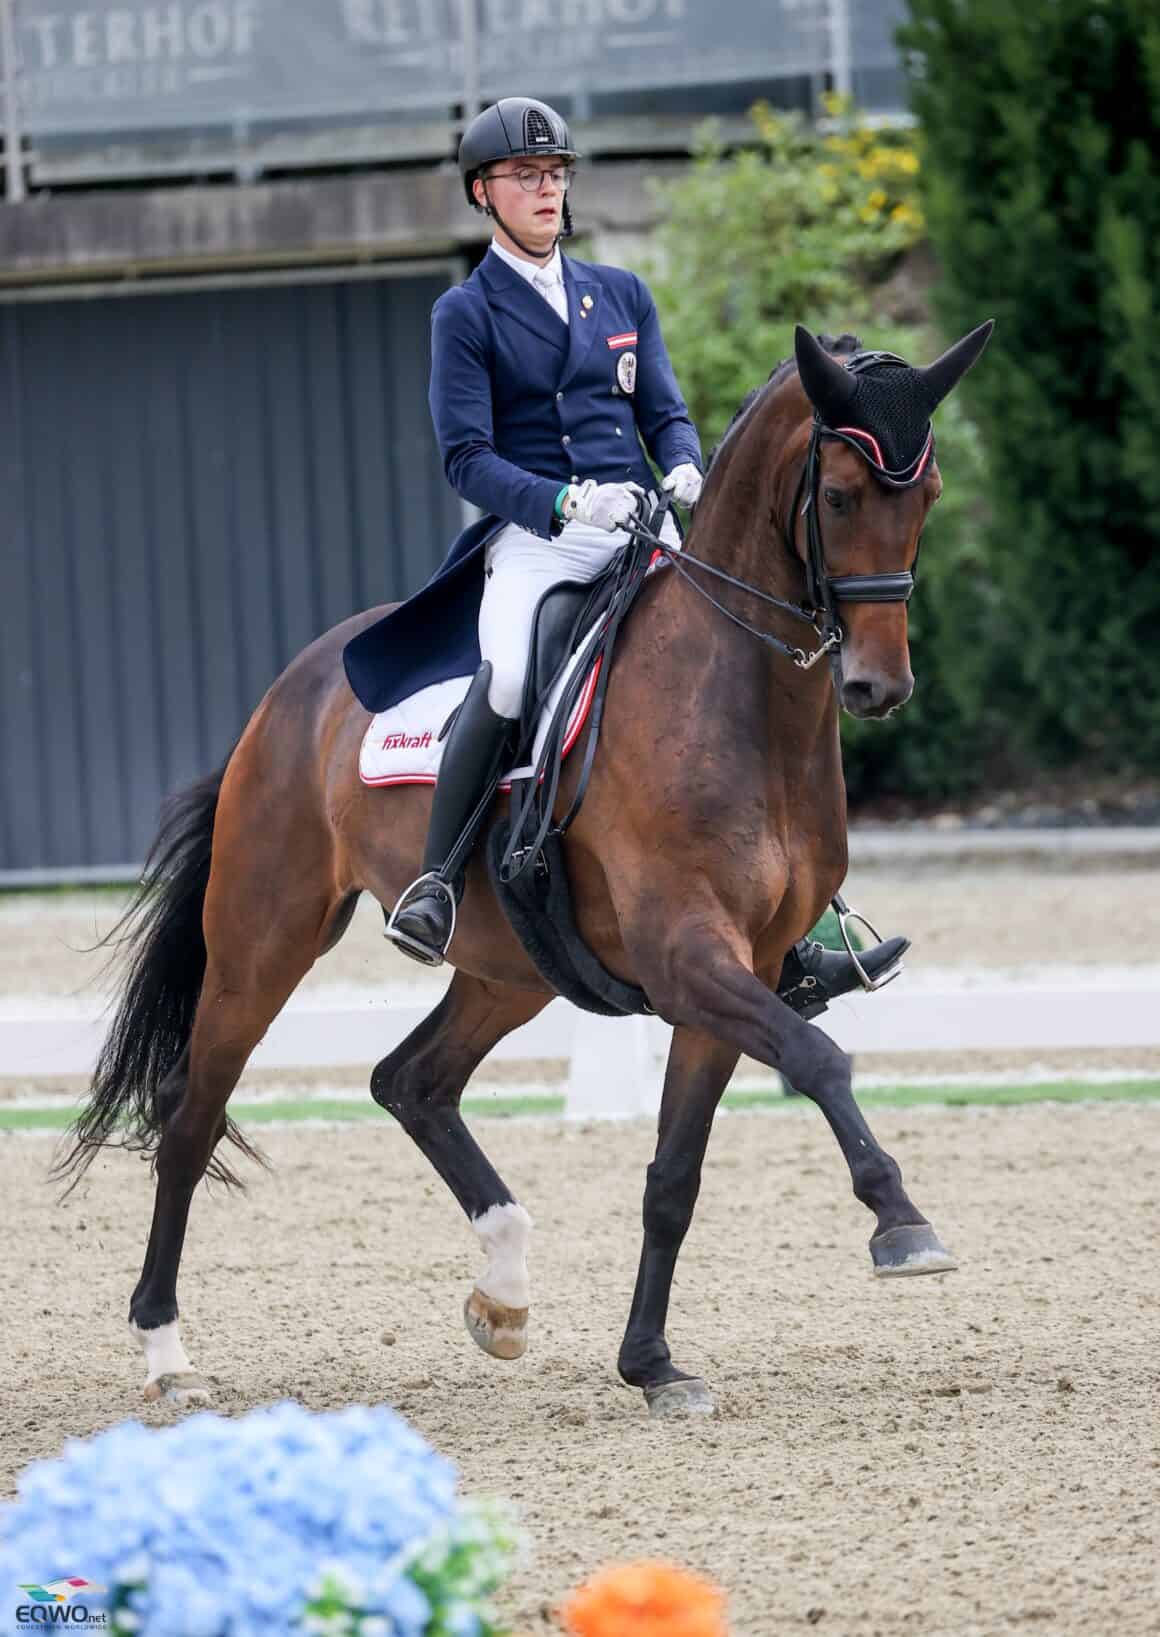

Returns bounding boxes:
[901,0,1160,774]
[648,108,1001,803]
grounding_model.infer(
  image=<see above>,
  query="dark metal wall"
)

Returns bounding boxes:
[0,265,464,879]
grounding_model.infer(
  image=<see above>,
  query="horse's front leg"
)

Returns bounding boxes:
[634,918,955,1282]
[618,1026,739,1418]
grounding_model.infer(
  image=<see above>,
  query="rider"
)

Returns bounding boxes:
[375,95,906,1015]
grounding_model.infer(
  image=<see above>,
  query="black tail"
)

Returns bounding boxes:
[54,752,263,1193]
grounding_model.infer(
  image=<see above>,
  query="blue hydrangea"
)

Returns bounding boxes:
[0,1402,515,1636]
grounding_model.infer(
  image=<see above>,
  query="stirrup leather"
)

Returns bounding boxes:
[832,892,904,992]
[383,872,457,968]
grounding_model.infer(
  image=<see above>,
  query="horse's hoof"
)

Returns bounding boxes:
[143,1370,212,1407]
[871,1223,958,1276]
[644,1377,715,1419]
[464,1288,528,1360]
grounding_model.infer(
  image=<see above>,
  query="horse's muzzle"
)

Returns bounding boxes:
[840,671,914,719]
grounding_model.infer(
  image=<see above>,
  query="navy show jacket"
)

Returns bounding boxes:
[343,247,702,713]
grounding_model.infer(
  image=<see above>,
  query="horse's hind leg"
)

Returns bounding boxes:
[371,971,551,1361]
[130,906,329,1404]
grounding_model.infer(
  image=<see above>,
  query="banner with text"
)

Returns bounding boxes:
[9,0,835,136]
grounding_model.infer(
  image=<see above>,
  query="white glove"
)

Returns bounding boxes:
[561,479,646,534]
[662,462,703,507]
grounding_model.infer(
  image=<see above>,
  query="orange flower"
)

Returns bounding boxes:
[560,1560,727,1637]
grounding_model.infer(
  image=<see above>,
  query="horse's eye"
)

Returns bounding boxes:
[823,486,847,512]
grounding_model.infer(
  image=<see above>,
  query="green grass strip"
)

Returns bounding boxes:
[0,1094,567,1132]
[733,1078,1160,1110]
[3,1079,1159,1135]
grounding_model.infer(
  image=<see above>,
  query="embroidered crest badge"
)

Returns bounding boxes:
[617,350,637,395]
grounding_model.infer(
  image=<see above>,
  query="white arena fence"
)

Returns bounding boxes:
[4,965,1158,1120]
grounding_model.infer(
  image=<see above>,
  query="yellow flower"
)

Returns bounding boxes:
[866,188,889,211]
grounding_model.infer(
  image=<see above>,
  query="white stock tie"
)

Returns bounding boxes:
[533,268,569,326]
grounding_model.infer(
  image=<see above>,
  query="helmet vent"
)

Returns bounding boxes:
[524,108,555,147]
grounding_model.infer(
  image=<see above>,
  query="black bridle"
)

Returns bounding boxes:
[635,350,932,674]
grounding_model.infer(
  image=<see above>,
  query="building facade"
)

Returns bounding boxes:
[0,0,909,877]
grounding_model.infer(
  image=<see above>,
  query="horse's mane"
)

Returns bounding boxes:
[706,332,863,471]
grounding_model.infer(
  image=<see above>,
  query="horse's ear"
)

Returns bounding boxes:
[918,320,995,411]
[794,324,858,423]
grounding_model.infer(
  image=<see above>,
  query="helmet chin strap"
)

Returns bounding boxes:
[481,182,565,263]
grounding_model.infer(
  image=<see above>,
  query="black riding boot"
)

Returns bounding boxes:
[385,664,514,967]
[777,922,910,1021]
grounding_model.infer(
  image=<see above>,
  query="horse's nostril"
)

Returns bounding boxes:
[843,678,879,711]
[841,674,913,717]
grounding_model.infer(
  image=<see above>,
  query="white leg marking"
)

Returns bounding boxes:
[130,1318,195,1387]
[471,1202,533,1308]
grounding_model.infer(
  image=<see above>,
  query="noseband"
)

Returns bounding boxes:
[637,350,933,674]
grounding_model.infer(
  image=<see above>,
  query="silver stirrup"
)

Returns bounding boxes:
[833,892,904,993]
[383,872,456,968]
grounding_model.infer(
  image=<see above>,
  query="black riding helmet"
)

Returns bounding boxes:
[459,97,579,249]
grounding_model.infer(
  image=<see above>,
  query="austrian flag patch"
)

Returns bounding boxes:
[606,331,638,350]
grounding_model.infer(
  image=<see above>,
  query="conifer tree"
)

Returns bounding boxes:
[902,0,1160,768]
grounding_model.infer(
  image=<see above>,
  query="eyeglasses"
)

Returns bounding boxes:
[484,164,574,193]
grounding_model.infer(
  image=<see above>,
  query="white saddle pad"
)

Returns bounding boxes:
[359,638,601,790]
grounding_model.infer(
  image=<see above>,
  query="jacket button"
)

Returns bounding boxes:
[556,391,564,401]
[612,385,620,396]
[615,427,623,436]
[562,434,571,446]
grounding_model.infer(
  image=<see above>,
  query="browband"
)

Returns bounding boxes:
[824,425,935,490]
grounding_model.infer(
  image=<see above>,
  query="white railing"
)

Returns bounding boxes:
[5,966,1158,1119]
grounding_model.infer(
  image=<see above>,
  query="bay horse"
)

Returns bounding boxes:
[59,321,992,1419]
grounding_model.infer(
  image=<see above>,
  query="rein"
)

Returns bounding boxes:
[631,493,842,673]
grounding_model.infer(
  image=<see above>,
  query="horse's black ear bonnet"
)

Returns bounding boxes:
[794,322,995,487]
[787,320,995,623]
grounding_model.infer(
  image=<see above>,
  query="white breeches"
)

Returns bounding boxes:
[478,510,681,719]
